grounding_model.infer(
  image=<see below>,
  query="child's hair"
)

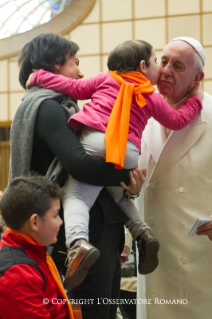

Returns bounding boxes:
[18,33,79,88]
[0,174,63,230]
[107,40,153,73]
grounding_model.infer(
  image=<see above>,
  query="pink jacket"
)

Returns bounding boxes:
[31,70,202,151]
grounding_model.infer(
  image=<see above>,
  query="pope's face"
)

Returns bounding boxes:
[157,41,199,104]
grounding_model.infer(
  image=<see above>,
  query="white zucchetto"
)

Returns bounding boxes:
[171,36,205,66]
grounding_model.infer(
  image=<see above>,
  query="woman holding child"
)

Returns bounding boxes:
[9,33,144,319]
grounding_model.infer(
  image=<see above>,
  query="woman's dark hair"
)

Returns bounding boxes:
[107,40,153,73]
[18,33,79,88]
[0,174,64,230]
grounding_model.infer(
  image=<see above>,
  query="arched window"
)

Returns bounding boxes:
[0,0,96,58]
[0,0,73,39]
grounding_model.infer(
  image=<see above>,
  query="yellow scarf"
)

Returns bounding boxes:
[7,228,75,319]
[105,71,155,169]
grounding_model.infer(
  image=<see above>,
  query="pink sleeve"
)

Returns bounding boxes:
[144,92,202,130]
[30,69,96,100]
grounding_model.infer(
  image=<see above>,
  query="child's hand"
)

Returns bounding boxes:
[25,73,34,89]
[120,167,146,195]
[25,69,37,89]
[175,83,204,109]
[193,83,204,100]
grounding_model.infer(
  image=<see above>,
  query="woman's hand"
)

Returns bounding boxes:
[120,167,146,195]
[120,245,130,266]
[196,217,212,240]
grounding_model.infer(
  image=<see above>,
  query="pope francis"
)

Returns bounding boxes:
[136,37,212,319]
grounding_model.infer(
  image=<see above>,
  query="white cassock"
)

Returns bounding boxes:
[135,92,212,319]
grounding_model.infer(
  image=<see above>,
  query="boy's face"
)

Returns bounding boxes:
[34,198,62,246]
[54,54,84,79]
[146,49,160,85]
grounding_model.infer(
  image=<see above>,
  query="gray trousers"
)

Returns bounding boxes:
[63,126,149,248]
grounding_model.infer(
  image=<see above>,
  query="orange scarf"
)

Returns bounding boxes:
[7,228,75,319]
[105,71,155,169]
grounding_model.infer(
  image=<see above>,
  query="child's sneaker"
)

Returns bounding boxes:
[63,239,100,290]
[136,230,159,275]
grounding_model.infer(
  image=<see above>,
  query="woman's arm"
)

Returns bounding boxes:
[36,99,130,187]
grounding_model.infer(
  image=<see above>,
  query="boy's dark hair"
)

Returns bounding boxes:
[0,174,63,230]
[107,40,153,73]
[18,33,79,88]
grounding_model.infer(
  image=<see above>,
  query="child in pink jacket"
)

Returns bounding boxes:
[29,40,202,290]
